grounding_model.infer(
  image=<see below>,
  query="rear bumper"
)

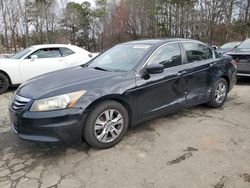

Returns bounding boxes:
[229,54,250,76]
[9,107,87,144]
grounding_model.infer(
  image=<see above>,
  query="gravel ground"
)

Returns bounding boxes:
[0,78,250,188]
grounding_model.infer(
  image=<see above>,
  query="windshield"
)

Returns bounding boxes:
[238,39,250,49]
[88,44,152,72]
[9,48,33,59]
[220,42,240,49]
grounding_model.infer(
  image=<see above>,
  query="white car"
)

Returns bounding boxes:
[0,44,97,94]
[0,54,12,59]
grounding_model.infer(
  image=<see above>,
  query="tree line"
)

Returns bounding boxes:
[0,0,249,53]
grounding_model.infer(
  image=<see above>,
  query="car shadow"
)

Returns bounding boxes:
[8,86,18,92]
[0,105,211,158]
[236,76,250,86]
[0,127,93,159]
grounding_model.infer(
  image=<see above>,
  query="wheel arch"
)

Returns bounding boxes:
[221,75,230,90]
[83,94,134,127]
[0,70,12,85]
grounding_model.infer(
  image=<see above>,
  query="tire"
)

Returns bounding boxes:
[206,78,228,108]
[83,100,129,149]
[0,73,10,94]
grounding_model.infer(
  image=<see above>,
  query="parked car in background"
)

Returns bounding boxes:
[0,44,97,94]
[205,43,219,50]
[0,54,12,59]
[91,52,100,57]
[217,41,241,55]
[226,39,250,77]
[9,38,237,149]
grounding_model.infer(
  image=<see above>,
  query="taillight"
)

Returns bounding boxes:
[231,59,237,68]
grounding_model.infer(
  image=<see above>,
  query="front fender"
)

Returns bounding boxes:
[0,61,22,84]
[74,92,137,125]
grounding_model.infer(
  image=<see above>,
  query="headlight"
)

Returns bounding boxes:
[30,90,86,112]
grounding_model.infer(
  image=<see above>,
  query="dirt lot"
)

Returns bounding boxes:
[0,78,250,188]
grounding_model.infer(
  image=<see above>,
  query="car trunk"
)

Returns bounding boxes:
[230,54,250,74]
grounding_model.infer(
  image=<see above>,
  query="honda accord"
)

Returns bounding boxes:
[9,38,237,149]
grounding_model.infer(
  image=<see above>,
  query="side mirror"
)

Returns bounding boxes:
[146,64,164,74]
[141,64,164,79]
[30,55,38,60]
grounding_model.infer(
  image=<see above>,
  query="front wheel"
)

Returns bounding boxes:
[83,100,129,149]
[0,73,10,94]
[207,78,228,108]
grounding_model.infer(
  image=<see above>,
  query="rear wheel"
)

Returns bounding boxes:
[0,73,10,94]
[83,100,129,149]
[207,78,228,108]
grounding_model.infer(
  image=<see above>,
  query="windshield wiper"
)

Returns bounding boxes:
[81,64,87,68]
[92,67,109,72]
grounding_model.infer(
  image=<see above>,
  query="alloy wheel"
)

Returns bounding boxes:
[215,82,227,104]
[94,109,124,143]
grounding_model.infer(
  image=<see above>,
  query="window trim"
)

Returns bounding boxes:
[137,42,183,76]
[25,48,63,59]
[181,41,215,64]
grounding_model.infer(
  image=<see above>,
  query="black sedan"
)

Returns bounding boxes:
[9,38,237,149]
[227,38,250,77]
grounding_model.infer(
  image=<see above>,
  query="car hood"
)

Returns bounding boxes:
[0,58,18,64]
[17,66,132,99]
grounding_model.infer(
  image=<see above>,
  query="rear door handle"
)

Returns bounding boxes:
[177,70,188,76]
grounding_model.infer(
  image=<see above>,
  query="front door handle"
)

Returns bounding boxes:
[177,70,188,76]
[210,62,217,67]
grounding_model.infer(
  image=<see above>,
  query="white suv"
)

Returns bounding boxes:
[0,44,97,94]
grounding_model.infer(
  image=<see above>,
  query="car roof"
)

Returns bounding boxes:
[30,44,90,53]
[223,41,242,44]
[122,38,201,46]
[31,44,74,49]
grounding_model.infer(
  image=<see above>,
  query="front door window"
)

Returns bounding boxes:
[147,43,182,69]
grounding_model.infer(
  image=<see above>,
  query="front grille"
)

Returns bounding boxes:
[12,95,31,111]
[11,123,18,133]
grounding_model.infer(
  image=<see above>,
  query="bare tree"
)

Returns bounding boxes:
[0,0,249,53]
[0,0,9,52]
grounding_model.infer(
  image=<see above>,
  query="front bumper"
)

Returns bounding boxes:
[9,107,87,144]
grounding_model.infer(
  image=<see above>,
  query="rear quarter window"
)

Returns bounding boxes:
[60,48,75,57]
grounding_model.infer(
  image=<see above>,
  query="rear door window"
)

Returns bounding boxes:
[183,42,213,63]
